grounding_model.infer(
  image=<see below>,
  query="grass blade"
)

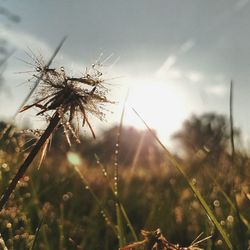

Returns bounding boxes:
[114,90,129,247]
[0,113,60,211]
[95,154,138,241]
[133,108,234,250]
[116,203,126,247]
[14,36,67,117]
[213,177,250,231]
[0,233,8,250]
[30,216,44,250]
[119,203,138,241]
[72,165,118,236]
[229,80,235,161]
[0,49,15,68]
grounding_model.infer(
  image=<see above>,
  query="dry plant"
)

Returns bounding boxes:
[0,54,113,210]
[120,229,211,250]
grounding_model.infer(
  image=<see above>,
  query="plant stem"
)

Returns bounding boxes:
[133,108,234,250]
[229,80,235,161]
[0,112,60,211]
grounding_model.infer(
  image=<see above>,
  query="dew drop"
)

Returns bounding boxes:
[227,215,234,224]
[191,178,197,185]
[220,220,225,226]
[2,163,8,169]
[216,240,223,246]
[36,67,41,72]
[62,194,70,202]
[6,223,12,229]
[24,176,30,182]
[213,200,220,207]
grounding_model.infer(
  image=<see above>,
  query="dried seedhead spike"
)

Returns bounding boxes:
[20,59,113,144]
[120,229,208,250]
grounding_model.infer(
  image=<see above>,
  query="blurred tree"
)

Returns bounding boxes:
[80,125,164,167]
[172,112,239,162]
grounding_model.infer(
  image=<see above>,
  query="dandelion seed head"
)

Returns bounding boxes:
[20,56,113,144]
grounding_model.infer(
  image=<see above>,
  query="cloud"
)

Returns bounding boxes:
[0,25,53,57]
[155,55,177,78]
[155,39,195,79]
[180,39,195,53]
[234,0,250,10]
[186,71,203,83]
[156,57,203,84]
[205,84,227,97]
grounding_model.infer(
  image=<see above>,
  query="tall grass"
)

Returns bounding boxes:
[0,55,249,249]
[0,49,112,211]
[133,108,233,249]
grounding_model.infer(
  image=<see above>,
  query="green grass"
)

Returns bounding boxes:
[0,119,249,249]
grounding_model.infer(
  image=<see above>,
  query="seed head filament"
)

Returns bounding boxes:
[0,60,112,211]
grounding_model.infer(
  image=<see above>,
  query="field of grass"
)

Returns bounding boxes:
[1,2,250,249]
[0,42,249,250]
[0,117,249,249]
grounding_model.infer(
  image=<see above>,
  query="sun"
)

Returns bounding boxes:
[123,79,189,145]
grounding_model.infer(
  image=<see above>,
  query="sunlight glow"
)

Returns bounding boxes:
[123,79,189,144]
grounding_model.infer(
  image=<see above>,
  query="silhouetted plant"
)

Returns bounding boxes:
[0,56,112,210]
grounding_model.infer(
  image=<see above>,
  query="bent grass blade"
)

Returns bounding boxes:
[72,165,118,236]
[14,36,67,117]
[132,108,233,250]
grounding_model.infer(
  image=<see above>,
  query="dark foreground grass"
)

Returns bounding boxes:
[0,124,249,249]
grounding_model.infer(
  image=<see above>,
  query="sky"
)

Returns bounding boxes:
[1,0,250,148]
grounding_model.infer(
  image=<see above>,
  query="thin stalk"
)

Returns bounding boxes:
[30,216,44,250]
[0,49,15,68]
[95,155,138,241]
[229,80,235,161]
[116,203,126,247]
[59,203,65,250]
[0,112,60,210]
[229,81,247,248]
[14,36,67,117]
[115,91,128,247]
[213,177,250,231]
[72,165,118,236]
[119,203,138,241]
[133,108,234,250]
[29,179,50,249]
[114,90,128,195]
[0,233,8,250]
[1,38,66,141]
[0,123,12,140]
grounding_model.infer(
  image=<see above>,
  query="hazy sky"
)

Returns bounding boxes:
[1,0,250,147]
